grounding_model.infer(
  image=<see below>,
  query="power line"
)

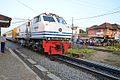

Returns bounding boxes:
[11,17,29,24]
[74,9,120,20]
[12,21,26,24]
[68,0,120,21]
[104,6,120,14]
[72,0,102,9]
[13,18,28,20]
[15,0,39,14]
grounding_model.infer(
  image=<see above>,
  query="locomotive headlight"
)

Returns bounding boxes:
[48,38,50,40]
[58,28,62,32]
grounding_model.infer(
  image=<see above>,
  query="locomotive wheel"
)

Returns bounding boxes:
[33,45,38,52]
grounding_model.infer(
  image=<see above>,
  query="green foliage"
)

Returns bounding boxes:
[107,46,120,51]
[67,48,96,54]
[67,48,78,54]
[79,49,96,53]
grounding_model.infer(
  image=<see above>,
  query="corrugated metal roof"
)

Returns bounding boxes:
[0,14,12,27]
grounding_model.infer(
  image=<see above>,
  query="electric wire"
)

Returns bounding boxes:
[74,9,120,20]
[72,0,103,9]
[15,0,39,14]
[13,18,28,20]
[65,9,120,22]
[12,21,26,24]
[15,0,120,21]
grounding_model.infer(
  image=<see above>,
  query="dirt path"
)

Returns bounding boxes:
[88,51,111,62]
[87,51,120,67]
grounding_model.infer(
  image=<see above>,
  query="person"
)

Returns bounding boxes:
[1,34,6,53]
[20,39,24,48]
[103,36,108,46]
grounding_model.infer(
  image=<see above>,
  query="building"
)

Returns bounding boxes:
[0,14,12,36]
[87,22,120,38]
[71,26,87,42]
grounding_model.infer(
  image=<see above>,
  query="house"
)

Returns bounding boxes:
[87,22,120,38]
[71,26,87,42]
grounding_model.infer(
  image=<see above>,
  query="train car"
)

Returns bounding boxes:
[6,27,17,41]
[6,13,72,55]
[16,22,28,39]
[5,30,13,41]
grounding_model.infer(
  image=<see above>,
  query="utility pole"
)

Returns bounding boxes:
[71,17,74,45]
[25,19,31,47]
[72,17,74,28]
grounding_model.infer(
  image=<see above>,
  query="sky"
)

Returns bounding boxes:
[1,0,120,34]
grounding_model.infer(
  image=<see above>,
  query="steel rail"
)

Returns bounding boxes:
[55,54,120,80]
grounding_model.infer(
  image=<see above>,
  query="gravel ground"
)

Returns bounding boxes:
[17,47,99,80]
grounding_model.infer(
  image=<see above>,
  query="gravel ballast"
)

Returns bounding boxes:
[18,48,98,80]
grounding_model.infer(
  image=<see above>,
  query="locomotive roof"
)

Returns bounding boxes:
[34,13,61,18]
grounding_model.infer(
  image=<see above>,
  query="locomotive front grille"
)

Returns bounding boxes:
[55,44,62,49]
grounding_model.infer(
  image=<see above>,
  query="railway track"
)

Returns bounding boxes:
[13,46,120,80]
[13,49,97,80]
[53,54,120,80]
[7,41,120,80]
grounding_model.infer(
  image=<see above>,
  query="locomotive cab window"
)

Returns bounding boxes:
[34,15,41,23]
[43,16,55,22]
[56,17,67,24]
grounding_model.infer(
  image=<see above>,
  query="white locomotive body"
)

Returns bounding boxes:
[30,13,72,39]
[5,13,72,55]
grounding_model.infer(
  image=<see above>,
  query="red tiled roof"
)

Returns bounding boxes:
[87,22,120,30]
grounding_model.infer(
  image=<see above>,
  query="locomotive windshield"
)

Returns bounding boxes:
[56,17,67,24]
[43,16,55,22]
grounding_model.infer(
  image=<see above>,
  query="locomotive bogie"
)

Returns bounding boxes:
[42,40,70,54]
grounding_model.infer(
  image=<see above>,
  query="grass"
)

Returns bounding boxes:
[66,46,120,67]
[106,46,120,51]
[66,48,96,58]
[66,48,96,54]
